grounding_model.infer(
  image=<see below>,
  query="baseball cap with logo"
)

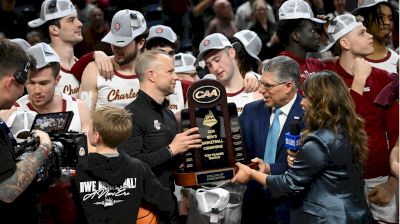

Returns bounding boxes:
[27,43,60,69]
[233,30,262,63]
[6,110,37,143]
[320,14,364,52]
[279,0,325,23]
[28,0,77,28]
[196,33,240,63]
[174,53,196,73]
[102,10,147,48]
[147,25,178,44]
[196,188,230,213]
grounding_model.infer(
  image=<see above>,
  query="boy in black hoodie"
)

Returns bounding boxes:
[73,106,174,223]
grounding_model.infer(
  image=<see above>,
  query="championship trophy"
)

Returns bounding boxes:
[174,79,253,187]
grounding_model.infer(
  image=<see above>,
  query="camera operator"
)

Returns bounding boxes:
[0,39,53,223]
[4,42,92,224]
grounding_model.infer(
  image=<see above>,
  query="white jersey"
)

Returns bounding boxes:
[227,88,256,116]
[96,70,140,109]
[15,93,82,132]
[366,49,399,74]
[166,80,185,114]
[56,67,80,97]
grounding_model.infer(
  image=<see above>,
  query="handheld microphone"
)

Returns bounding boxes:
[284,118,301,151]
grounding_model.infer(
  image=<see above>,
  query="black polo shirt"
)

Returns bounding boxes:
[119,90,180,191]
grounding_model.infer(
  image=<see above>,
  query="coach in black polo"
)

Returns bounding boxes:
[118,50,201,224]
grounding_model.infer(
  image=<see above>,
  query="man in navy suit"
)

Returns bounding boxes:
[239,56,305,224]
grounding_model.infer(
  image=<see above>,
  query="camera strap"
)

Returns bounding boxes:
[0,118,17,146]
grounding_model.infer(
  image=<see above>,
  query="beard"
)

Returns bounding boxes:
[114,50,138,66]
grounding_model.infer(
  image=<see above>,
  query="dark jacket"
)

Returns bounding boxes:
[239,95,304,224]
[118,90,179,191]
[72,152,174,224]
[267,128,372,224]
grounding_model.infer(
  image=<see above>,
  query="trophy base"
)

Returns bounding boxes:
[175,163,257,187]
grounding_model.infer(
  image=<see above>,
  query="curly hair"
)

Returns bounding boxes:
[353,2,399,33]
[301,70,368,171]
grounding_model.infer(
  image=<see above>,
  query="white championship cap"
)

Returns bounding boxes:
[279,0,325,23]
[196,33,240,63]
[101,10,147,48]
[28,0,77,28]
[27,43,60,69]
[147,25,178,44]
[320,14,363,52]
[174,53,196,73]
[233,30,262,63]
[196,188,230,213]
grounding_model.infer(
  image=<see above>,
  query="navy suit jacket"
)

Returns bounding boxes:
[239,94,305,224]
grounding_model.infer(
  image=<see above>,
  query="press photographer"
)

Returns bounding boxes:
[0,39,53,223]
[1,42,92,224]
[15,128,88,188]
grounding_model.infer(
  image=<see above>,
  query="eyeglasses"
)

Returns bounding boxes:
[259,81,290,90]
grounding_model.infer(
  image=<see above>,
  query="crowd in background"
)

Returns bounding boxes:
[1,0,398,59]
[0,0,399,224]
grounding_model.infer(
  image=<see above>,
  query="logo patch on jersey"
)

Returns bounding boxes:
[154,120,161,130]
[193,85,220,104]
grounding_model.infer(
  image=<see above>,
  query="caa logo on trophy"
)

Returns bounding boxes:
[175,79,251,187]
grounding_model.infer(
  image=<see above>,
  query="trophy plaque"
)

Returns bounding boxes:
[175,79,251,187]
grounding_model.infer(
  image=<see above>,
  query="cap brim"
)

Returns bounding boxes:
[310,17,326,24]
[195,45,228,64]
[147,35,175,44]
[36,58,59,69]
[101,32,135,48]
[175,66,196,73]
[245,49,261,64]
[28,19,46,28]
[320,41,336,52]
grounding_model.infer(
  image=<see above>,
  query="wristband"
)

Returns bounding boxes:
[167,145,174,157]
[39,144,49,157]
